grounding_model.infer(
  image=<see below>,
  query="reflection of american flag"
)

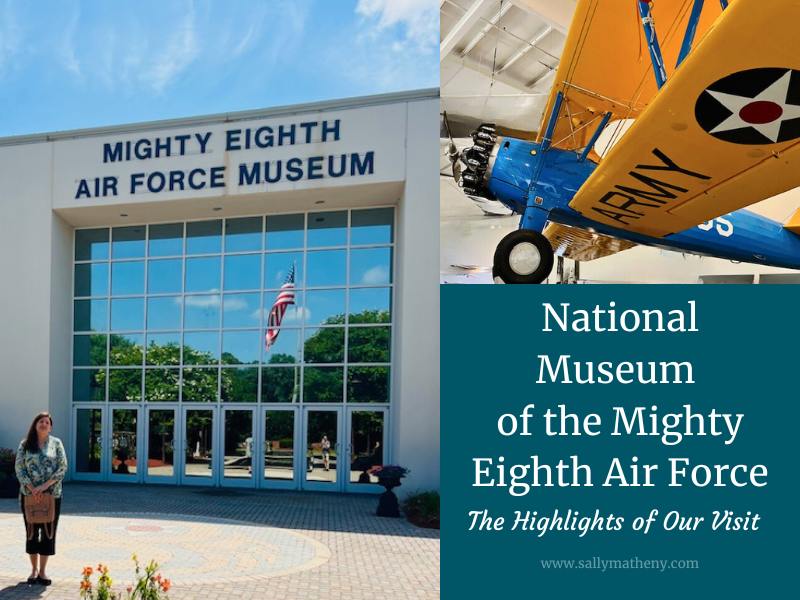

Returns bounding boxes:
[265,264,296,351]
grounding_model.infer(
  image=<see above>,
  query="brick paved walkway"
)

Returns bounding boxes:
[0,483,440,599]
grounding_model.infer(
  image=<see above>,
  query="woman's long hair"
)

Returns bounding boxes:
[23,412,52,454]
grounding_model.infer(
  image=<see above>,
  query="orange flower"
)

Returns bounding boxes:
[83,566,93,576]
[80,581,91,590]
[155,573,162,581]
[161,578,171,592]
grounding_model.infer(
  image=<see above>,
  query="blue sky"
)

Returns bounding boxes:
[0,0,438,137]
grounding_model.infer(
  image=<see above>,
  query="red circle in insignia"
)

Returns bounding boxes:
[739,101,783,124]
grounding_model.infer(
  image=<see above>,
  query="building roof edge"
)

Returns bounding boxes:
[0,88,440,147]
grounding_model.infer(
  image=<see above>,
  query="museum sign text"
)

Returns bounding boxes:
[75,119,375,199]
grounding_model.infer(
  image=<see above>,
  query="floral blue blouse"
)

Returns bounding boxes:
[15,436,68,498]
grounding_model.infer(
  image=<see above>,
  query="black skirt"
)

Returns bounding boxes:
[20,496,62,556]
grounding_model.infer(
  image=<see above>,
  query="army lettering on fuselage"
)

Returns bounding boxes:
[591,149,711,225]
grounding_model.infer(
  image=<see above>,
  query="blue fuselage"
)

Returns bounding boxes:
[486,137,800,270]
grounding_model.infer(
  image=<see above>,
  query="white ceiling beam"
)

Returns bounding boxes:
[459,2,513,58]
[443,53,535,94]
[440,0,491,62]
[508,0,576,35]
[497,25,553,74]
[527,67,556,90]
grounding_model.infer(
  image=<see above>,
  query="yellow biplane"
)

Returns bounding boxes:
[444,0,800,283]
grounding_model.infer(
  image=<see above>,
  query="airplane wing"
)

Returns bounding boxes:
[564,0,800,238]
[536,0,722,155]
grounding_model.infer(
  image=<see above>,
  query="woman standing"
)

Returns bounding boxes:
[14,412,67,586]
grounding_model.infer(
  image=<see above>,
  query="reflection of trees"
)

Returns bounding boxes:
[349,308,390,325]
[90,335,107,365]
[304,310,389,362]
[186,410,213,458]
[348,367,389,403]
[180,368,218,403]
[304,368,342,402]
[220,350,258,403]
[221,368,258,402]
[146,368,180,402]
[147,342,181,365]
[302,310,390,402]
[307,411,337,447]
[348,327,389,362]
[262,352,299,402]
[148,410,174,465]
[80,309,389,403]
[351,411,384,470]
[112,409,137,473]
[266,411,294,448]
[351,412,383,452]
[224,411,253,454]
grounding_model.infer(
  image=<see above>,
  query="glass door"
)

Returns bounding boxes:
[221,407,255,487]
[109,407,140,482]
[261,407,299,489]
[302,407,342,491]
[73,407,104,481]
[345,407,388,493]
[144,406,178,484]
[181,406,217,485]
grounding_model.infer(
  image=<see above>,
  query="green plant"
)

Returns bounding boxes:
[0,447,15,465]
[80,564,114,600]
[79,556,171,600]
[128,555,171,599]
[402,490,440,529]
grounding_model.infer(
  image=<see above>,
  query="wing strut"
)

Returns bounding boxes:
[540,91,564,152]
[637,1,667,89]
[577,112,612,163]
[676,0,705,69]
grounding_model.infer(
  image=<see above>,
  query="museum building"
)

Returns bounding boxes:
[0,89,440,494]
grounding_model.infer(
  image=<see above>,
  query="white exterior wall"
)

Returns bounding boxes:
[49,213,74,453]
[395,99,440,493]
[0,90,440,492]
[0,142,58,448]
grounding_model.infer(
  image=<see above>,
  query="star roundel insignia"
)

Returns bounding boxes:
[695,68,800,145]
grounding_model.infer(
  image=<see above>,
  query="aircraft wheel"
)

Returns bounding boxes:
[492,229,554,284]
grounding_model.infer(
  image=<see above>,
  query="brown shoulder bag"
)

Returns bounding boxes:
[23,493,55,540]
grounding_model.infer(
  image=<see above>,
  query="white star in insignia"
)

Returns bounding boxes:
[707,71,800,143]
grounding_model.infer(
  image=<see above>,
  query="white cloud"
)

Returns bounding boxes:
[361,265,390,285]
[252,305,310,325]
[283,306,311,325]
[0,1,22,74]
[356,0,438,49]
[140,4,199,92]
[58,8,82,77]
[223,297,249,312]
[337,0,438,93]
[183,293,221,308]
[26,0,307,98]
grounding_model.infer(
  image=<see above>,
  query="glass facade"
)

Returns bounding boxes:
[72,209,394,405]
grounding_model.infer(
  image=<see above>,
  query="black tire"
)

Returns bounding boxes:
[493,229,554,284]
